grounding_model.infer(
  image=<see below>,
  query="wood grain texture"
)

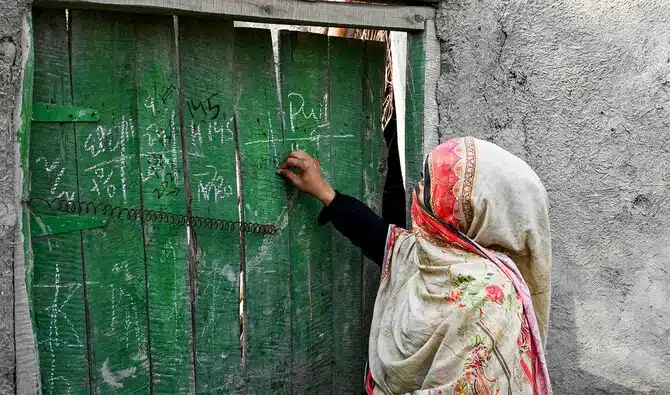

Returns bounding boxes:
[421,21,440,154]
[32,237,91,395]
[233,27,292,394]
[134,15,192,393]
[29,10,91,394]
[26,14,392,392]
[328,35,364,394]
[405,31,425,227]
[361,39,386,370]
[280,31,334,394]
[178,17,243,394]
[35,0,434,31]
[15,11,40,395]
[70,10,151,392]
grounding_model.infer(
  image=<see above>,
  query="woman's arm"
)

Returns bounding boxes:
[318,192,389,266]
[277,149,389,266]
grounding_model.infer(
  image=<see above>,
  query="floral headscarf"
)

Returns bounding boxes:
[367,137,552,395]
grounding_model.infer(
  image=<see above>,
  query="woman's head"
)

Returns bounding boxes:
[415,137,549,239]
[412,136,552,339]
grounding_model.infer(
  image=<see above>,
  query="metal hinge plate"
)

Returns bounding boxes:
[32,102,100,123]
[31,214,107,237]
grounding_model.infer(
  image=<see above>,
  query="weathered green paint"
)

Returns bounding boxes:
[31,215,106,237]
[361,40,387,371]
[135,15,193,393]
[178,17,243,394]
[233,28,292,394]
[32,102,100,123]
[33,235,92,395]
[28,11,391,393]
[329,36,365,394]
[405,33,426,226]
[70,10,150,392]
[29,9,91,395]
[280,31,334,394]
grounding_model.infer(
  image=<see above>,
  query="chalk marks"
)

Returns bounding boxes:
[101,359,137,389]
[90,166,116,199]
[141,91,182,206]
[193,165,234,202]
[82,116,135,203]
[83,116,135,158]
[188,118,235,157]
[244,131,354,149]
[34,157,73,200]
[36,260,88,395]
[146,153,180,200]
[287,92,328,133]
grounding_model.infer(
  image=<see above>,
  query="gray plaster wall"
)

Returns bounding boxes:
[435,0,670,393]
[0,0,30,393]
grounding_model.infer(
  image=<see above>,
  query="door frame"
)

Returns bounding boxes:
[15,0,439,391]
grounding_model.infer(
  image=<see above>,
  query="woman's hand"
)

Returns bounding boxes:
[276,150,336,206]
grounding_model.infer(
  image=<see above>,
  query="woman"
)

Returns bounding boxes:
[277,136,552,394]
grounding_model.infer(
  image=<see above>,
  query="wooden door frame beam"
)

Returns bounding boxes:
[34,0,435,31]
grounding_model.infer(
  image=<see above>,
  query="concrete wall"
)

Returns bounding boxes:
[435,0,670,393]
[0,0,30,393]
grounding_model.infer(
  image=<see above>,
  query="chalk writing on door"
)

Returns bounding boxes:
[193,164,233,202]
[142,90,181,200]
[83,116,134,203]
[34,157,75,201]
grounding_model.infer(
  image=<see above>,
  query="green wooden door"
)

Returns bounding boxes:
[27,8,386,394]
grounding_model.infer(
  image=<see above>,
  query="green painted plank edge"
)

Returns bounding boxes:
[405,32,426,227]
[17,11,41,395]
[32,102,100,122]
[234,27,291,394]
[280,31,334,394]
[19,10,34,285]
[30,215,106,237]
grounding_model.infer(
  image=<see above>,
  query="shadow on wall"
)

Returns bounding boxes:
[551,288,661,395]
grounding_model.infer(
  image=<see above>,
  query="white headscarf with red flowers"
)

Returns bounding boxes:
[367,137,552,395]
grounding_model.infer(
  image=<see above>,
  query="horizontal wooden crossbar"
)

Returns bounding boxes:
[34,0,436,31]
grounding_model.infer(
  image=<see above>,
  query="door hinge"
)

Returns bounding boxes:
[32,102,100,123]
[31,214,107,237]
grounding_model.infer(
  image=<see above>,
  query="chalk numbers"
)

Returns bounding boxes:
[143,86,181,201]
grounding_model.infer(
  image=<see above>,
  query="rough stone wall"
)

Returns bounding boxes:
[435,0,670,393]
[0,0,30,393]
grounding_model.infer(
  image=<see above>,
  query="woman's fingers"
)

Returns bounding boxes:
[288,149,310,160]
[279,150,314,168]
[278,157,304,170]
[276,168,300,185]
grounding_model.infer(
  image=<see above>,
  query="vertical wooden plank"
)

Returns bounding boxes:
[32,238,90,395]
[233,27,291,394]
[70,10,150,392]
[421,21,440,152]
[135,15,192,393]
[279,31,333,394]
[16,10,41,395]
[405,33,425,225]
[29,9,90,394]
[361,40,386,372]
[179,17,242,394]
[328,36,364,394]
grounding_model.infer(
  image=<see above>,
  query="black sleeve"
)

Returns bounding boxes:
[317,191,389,266]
